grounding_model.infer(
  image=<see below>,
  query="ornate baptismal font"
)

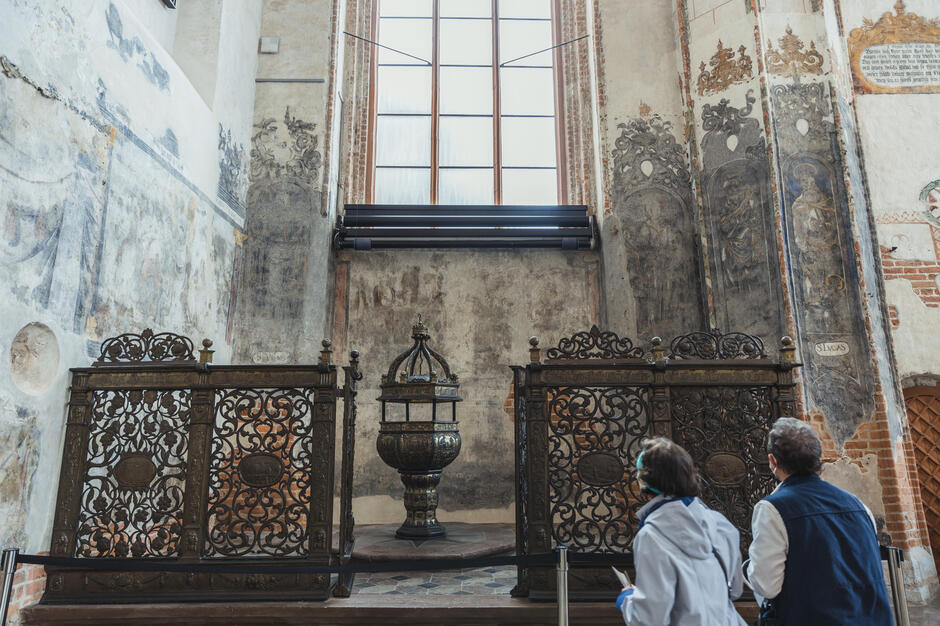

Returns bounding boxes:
[377,316,462,538]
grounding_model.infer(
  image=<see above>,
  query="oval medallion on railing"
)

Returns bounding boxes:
[113,454,157,490]
[238,453,284,488]
[704,452,748,486]
[578,452,625,486]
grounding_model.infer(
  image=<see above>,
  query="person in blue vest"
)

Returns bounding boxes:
[745,417,893,625]
[616,438,747,625]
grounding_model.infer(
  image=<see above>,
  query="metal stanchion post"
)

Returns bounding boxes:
[556,546,569,626]
[1,548,19,626]
[886,547,910,626]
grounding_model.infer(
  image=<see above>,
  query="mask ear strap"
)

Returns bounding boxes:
[636,451,663,495]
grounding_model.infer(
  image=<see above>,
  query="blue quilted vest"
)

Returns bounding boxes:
[762,474,892,625]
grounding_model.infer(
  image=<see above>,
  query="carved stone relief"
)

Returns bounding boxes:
[610,115,704,340]
[9,323,60,395]
[700,91,783,342]
[771,83,875,444]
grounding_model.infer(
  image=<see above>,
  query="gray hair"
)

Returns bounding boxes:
[767,417,822,475]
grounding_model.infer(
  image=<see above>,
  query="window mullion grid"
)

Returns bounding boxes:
[492,0,501,205]
[430,0,440,204]
[551,0,566,204]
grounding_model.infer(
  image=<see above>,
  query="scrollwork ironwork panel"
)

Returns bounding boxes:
[75,389,191,558]
[670,386,776,551]
[94,329,196,365]
[547,326,645,360]
[548,386,650,553]
[669,329,766,360]
[204,388,316,558]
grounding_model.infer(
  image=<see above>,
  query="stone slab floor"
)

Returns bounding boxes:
[350,564,516,595]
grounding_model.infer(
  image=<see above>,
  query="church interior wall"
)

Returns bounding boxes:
[0,0,261,587]
[2,0,940,616]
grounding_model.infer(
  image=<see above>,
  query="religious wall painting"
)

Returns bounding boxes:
[611,115,704,339]
[700,91,783,341]
[217,125,247,214]
[0,403,40,550]
[781,153,875,444]
[248,107,322,208]
[697,41,754,96]
[848,0,940,94]
[765,26,825,80]
[921,180,940,227]
[0,72,108,331]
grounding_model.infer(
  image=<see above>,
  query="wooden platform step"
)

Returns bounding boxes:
[23,598,759,625]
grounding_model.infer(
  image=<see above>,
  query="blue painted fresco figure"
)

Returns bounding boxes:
[745,417,893,625]
[616,438,747,625]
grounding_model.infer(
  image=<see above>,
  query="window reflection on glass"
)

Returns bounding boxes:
[373,0,559,205]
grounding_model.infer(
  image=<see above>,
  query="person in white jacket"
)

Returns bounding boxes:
[616,438,747,626]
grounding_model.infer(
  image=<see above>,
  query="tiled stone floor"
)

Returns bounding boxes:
[909,594,940,625]
[350,565,516,595]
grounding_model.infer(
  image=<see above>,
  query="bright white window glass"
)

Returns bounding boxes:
[440,0,490,17]
[498,20,552,66]
[439,116,493,166]
[497,0,551,19]
[501,117,556,167]
[440,67,492,115]
[377,66,431,114]
[501,169,557,204]
[376,116,431,166]
[380,0,432,17]
[500,68,554,116]
[439,19,492,66]
[439,169,495,204]
[375,168,431,204]
[378,18,432,65]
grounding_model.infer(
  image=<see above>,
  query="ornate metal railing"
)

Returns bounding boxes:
[513,326,799,601]
[46,331,361,604]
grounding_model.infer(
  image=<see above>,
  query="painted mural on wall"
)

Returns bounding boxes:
[217,125,248,214]
[848,0,940,94]
[0,67,109,335]
[700,91,783,342]
[235,108,324,363]
[696,41,753,96]
[0,402,39,550]
[765,27,825,79]
[771,82,875,445]
[610,114,705,340]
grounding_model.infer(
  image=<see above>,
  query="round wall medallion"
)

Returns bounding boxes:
[578,452,625,486]
[10,322,59,396]
[704,452,748,486]
[113,454,158,490]
[238,453,284,488]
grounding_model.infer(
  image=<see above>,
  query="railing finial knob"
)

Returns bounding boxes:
[199,338,214,364]
[529,337,540,363]
[320,339,333,364]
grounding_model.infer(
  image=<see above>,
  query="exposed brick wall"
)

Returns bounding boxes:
[880,246,940,308]
[888,305,900,329]
[807,391,931,552]
[6,562,45,626]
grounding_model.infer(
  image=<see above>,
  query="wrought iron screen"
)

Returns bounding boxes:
[513,327,799,601]
[46,331,361,604]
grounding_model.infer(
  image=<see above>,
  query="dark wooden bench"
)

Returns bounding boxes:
[334,204,597,250]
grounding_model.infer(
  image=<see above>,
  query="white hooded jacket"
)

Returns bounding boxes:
[618,495,747,626]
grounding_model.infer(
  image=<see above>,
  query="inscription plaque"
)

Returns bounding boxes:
[814,341,850,357]
[238,453,284,488]
[860,43,940,89]
[704,453,748,486]
[113,454,158,490]
[577,452,625,487]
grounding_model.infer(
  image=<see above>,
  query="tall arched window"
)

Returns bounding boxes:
[370,0,561,205]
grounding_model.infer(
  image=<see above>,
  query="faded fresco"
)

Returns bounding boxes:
[772,83,875,445]
[609,115,705,340]
[700,91,783,342]
[335,249,601,519]
[0,403,40,550]
[234,107,326,364]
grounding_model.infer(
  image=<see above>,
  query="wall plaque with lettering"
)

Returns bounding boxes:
[849,1,940,94]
